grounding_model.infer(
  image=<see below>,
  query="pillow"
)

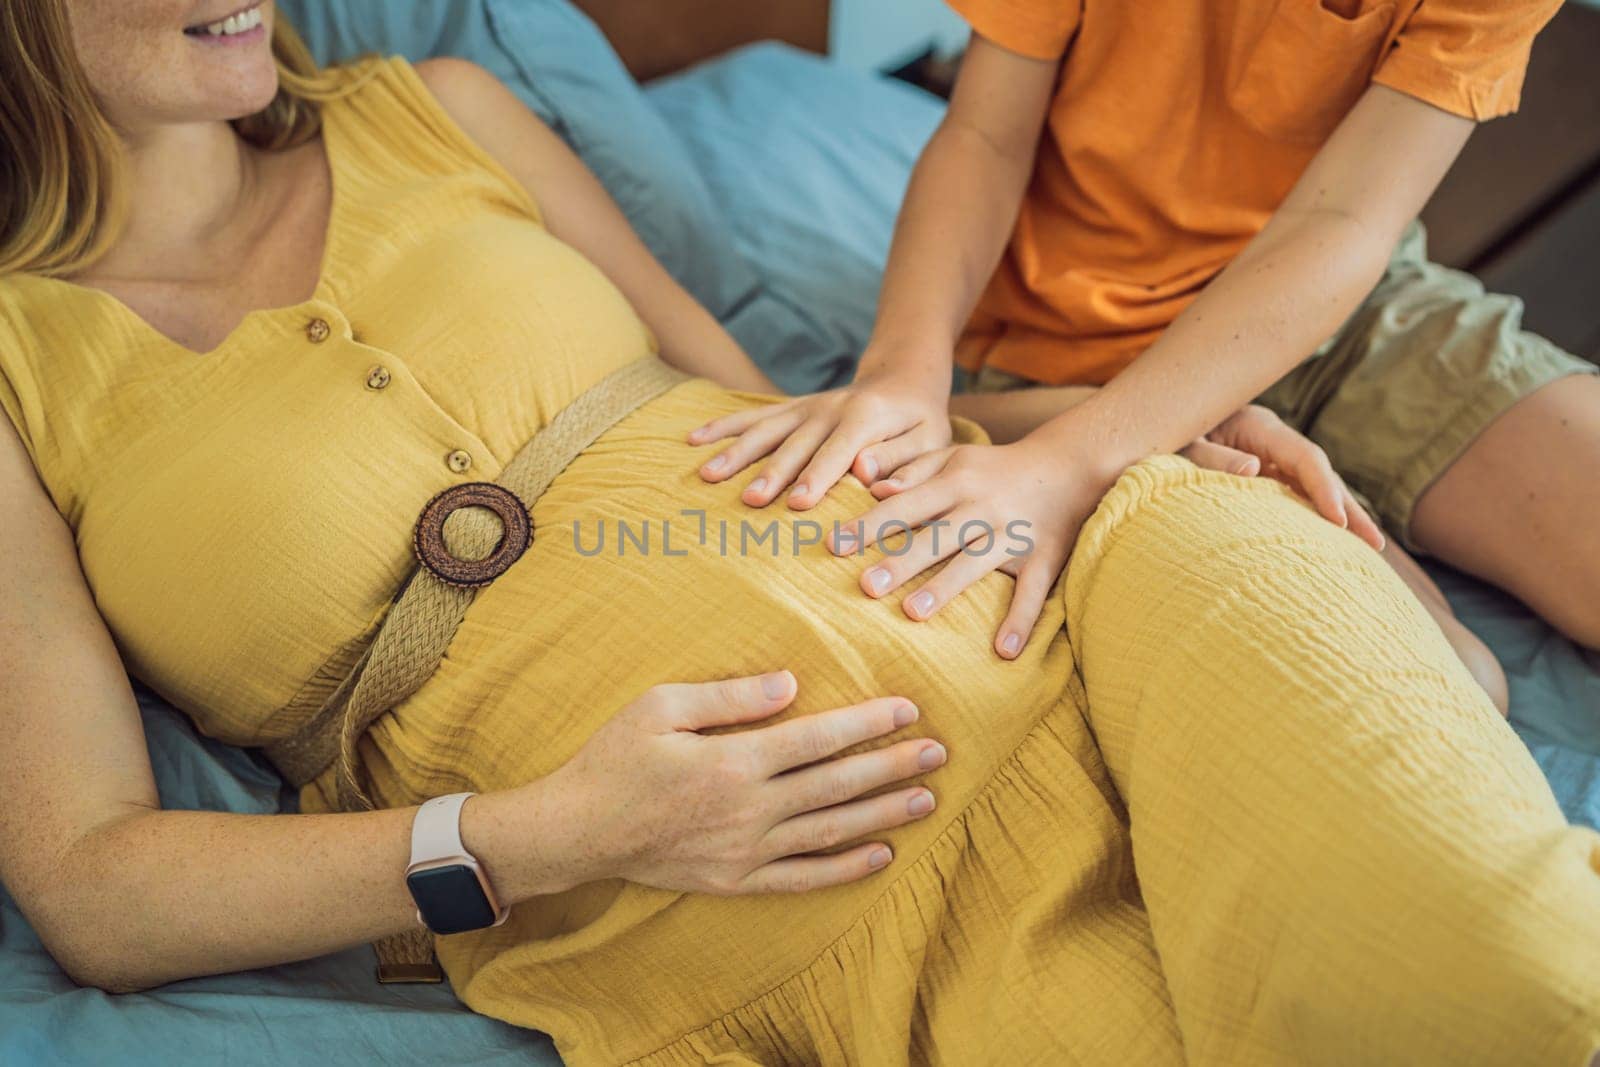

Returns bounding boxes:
[275,0,760,322]
[645,43,948,393]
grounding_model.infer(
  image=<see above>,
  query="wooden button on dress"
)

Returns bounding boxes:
[366,366,392,390]
[446,449,473,473]
[306,317,332,344]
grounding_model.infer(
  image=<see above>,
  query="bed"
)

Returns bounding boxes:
[3,2,1596,1063]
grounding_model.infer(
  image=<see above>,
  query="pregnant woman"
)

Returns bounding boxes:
[1,3,1596,1065]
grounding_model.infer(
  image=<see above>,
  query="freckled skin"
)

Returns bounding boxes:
[65,0,280,135]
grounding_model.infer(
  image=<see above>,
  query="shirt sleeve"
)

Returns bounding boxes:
[944,0,1083,61]
[0,309,36,469]
[1372,0,1564,120]
[0,367,40,479]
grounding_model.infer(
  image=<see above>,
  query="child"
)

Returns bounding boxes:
[694,0,1594,709]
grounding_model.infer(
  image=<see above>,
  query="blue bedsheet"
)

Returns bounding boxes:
[3,33,1596,1067]
[1430,568,1600,827]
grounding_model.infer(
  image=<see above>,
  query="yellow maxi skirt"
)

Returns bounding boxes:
[305,379,1600,1065]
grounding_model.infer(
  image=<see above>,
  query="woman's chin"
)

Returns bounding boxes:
[180,38,280,117]
[194,68,282,124]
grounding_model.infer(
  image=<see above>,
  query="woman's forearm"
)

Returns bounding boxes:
[14,666,939,997]
[39,781,579,993]
[649,291,778,394]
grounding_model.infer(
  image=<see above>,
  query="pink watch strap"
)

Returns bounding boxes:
[409,792,475,868]
[408,792,511,927]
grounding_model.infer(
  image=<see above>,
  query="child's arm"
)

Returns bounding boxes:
[948,388,1383,547]
[829,84,1472,657]
[1027,84,1474,517]
[690,36,1058,509]
[854,36,1058,440]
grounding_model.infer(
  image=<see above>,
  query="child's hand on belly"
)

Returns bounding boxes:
[820,434,1109,664]
[815,406,1383,664]
[687,367,952,514]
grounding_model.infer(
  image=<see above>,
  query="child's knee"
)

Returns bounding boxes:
[1440,614,1510,716]
[1376,538,1509,714]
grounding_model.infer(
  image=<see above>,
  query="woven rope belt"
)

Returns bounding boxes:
[261,356,690,983]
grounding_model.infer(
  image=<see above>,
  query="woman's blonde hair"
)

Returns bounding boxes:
[0,2,356,278]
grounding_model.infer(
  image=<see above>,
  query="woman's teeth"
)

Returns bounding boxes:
[188,7,262,37]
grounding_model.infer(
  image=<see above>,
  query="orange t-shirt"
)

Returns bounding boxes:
[947,0,1562,386]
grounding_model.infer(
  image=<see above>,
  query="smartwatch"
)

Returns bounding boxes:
[404,792,511,935]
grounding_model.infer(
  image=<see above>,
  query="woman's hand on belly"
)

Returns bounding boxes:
[529,670,946,896]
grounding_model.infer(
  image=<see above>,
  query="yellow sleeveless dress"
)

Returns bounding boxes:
[2,56,1596,1067]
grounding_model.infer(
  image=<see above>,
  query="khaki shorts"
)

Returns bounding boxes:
[957,220,1599,553]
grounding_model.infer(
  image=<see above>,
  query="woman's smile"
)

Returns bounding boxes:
[182,2,266,46]
[49,0,282,131]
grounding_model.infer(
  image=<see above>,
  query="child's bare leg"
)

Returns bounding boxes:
[1380,536,1509,715]
[1411,373,1600,652]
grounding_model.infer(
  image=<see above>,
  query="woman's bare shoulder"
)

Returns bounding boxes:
[404,56,558,224]
[408,56,555,169]
[410,55,507,110]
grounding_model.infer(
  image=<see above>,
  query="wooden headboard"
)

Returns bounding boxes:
[571,0,831,82]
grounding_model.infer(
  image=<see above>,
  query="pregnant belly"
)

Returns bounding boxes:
[364,379,1070,796]
[328,379,1090,1038]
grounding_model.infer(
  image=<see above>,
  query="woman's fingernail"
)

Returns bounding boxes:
[868,847,893,869]
[747,477,768,496]
[860,456,879,481]
[703,454,726,473]
[865,567,891,594]
[893,701,918,727]
[918,742,947,770]
[908,591,935,618]
[1001,633,1022,656]
[789,482,809,500]
[761,672,791,699]
[834,533,856,553]
[907,790,935,816]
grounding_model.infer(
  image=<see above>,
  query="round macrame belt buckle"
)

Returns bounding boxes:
[412,482,532,589]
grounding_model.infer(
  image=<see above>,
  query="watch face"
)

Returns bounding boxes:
[406,864,497,934]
